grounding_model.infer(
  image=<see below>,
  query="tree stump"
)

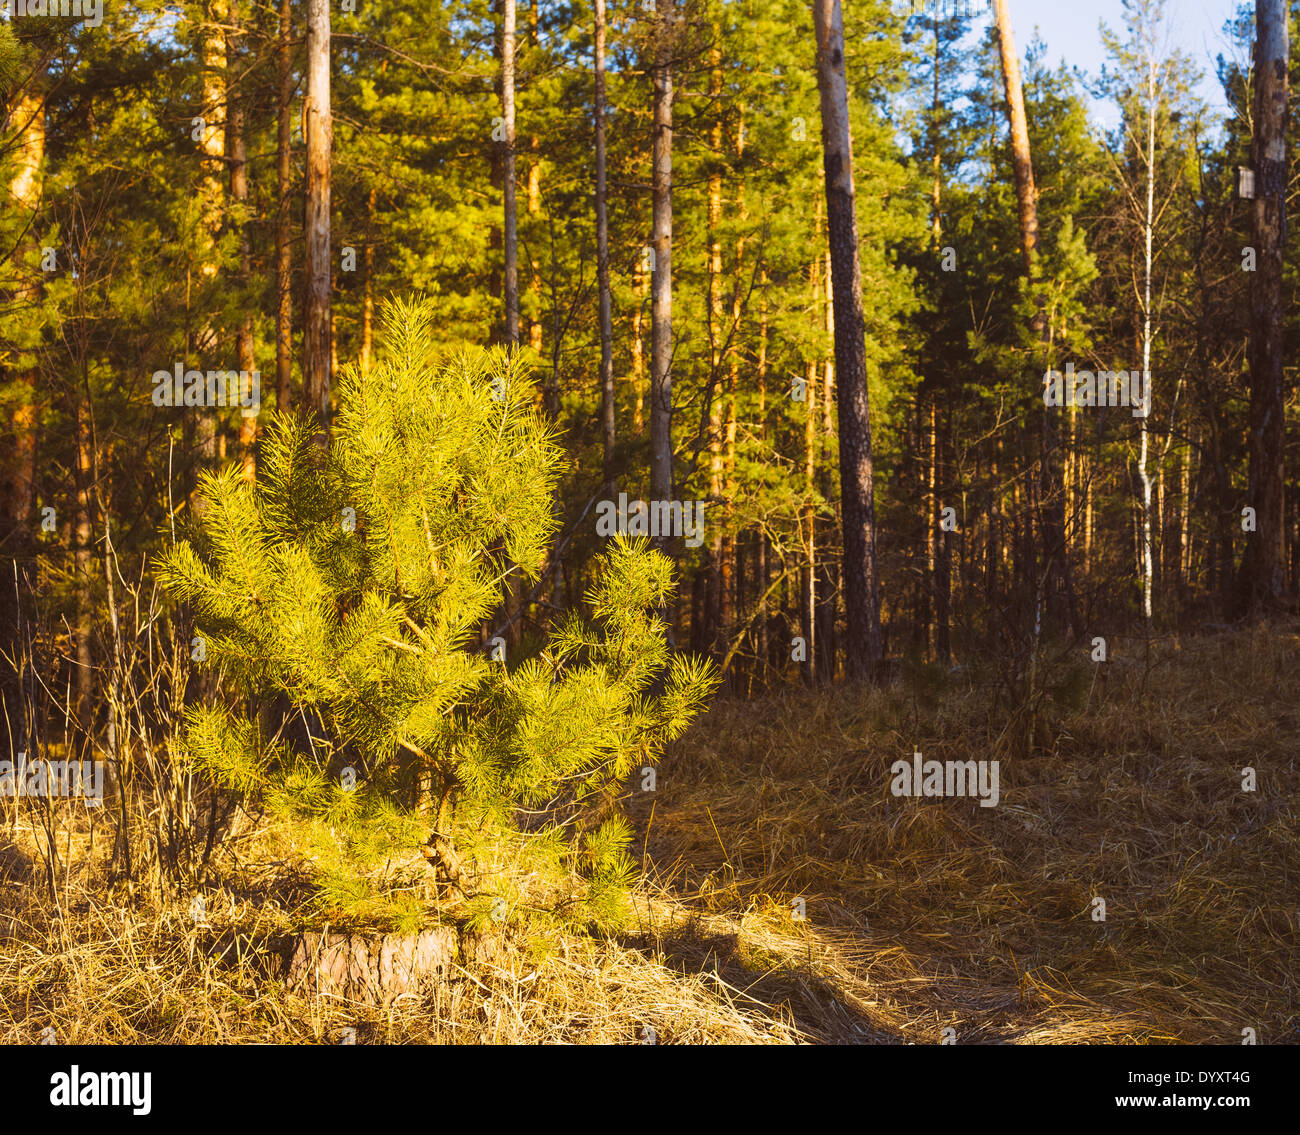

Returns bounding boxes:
[283,926,458,1005]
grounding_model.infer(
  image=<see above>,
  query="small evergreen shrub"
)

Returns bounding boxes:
[157,298,716,933]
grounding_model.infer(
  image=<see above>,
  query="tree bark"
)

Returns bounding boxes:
[1,67,44,736]
[197,1,227,467]
[228,0,257,481]
[501,0,520,348]
[362,187,375,375]
[992,0,1038,281]
[303,0,332,431]
[811,0,882,679]
[705,34,724,647]
[755,268,769,677]
[1248,0,1288,611]
[595,0,615,497]
[632,256,646,434]
[276,0,293,413]
[649,1,675,514]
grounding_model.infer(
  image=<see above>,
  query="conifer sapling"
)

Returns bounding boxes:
[157,298,716,932]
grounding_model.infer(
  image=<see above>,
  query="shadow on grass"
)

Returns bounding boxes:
[621,926,903,1044]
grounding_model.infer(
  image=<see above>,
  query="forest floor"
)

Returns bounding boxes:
[1,623,1296,1044]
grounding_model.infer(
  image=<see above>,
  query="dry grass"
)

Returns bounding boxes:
[2,624,1296,1043]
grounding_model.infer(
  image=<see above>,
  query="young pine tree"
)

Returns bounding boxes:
[157,298,716,933]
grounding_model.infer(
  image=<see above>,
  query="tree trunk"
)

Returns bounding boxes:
[992,0,1038,281]
[276,0,293,412]
[1248,0,1288,611]
[501,0,519,348]
[197,1,227,467]
[595,0,615,497]
[936,403,951,663]
[228,0,257,482]
[818,245,836,676]
[649,2,675,516]
[1137,51,1158,623]
[994,0,1073,635]
[73,406,94,737]
[802,356,817,684]
[705,34,724,646]
[303,0,332,431]
[723,111,746,667]
[1,69,44,737]
[811,0,882,679]
[755,268,769,677]
[632,256,646,434]
[362,187,375,375]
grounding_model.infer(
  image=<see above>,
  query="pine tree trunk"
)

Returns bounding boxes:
[992,0,1038,281]
[994,0,1072,634]
[1,71,44,734]
[722,113,745,666]
[818,245,836,676]
[936,403,951,663]
[755,269,769,678]
[228,0,257,482]
[1248,0,1288,611]
[197,1,227,467]
[705,35,724,649]
[276,0,293,412]
[649,2,675,515]
[632,257,646,434]
[1179,432,1193,594]
[526,152,543,352]
[812,0,882,680]
[802,356,817,684]
[303,0,333,430]
[74,407,95,737]
[501,0,519,348]
[362,187,375,375]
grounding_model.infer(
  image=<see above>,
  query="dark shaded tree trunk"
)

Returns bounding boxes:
[595,0,615,497]
[1,72,44,738]
[1247,0,1289,611]
[811,0,882,679]
[649,1,675,516]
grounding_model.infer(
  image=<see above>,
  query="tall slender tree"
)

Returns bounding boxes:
[303,0,332,429]
[595,0,615,497]
[227,0,256,481]
[811,0,881,679]
[276,0,294,412]
[501,0,520,349]
[1247,0,1288,610]
[650,0,675,517]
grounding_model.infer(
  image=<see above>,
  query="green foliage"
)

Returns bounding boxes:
[158,298,717,932]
